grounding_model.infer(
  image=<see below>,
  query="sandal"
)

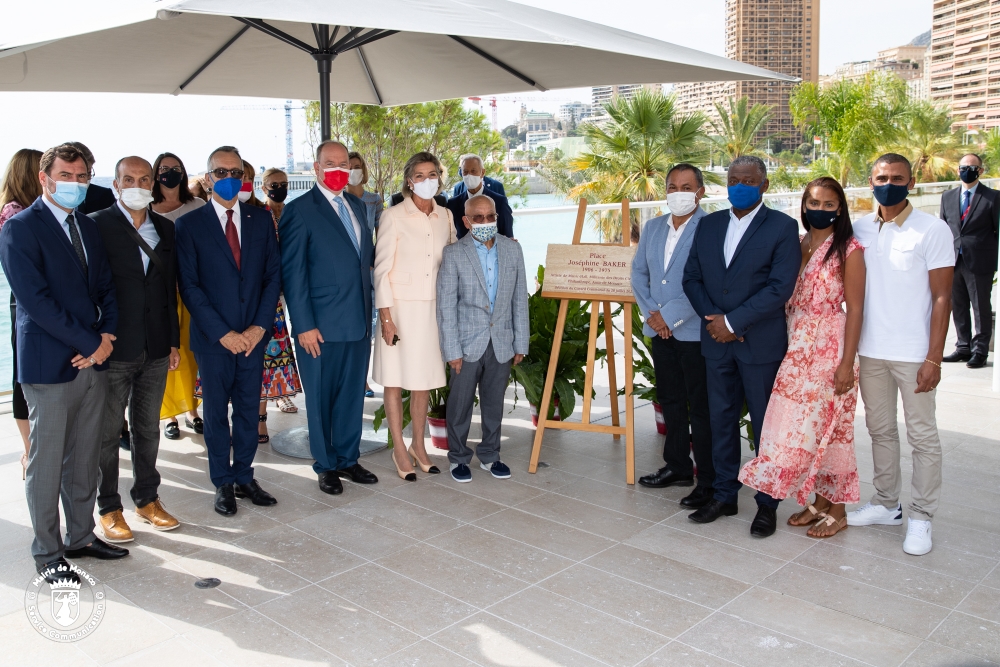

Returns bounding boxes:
[788,503,825,527]
[807,512,848,539]
[258,414,269,443]
[276,396,298,413]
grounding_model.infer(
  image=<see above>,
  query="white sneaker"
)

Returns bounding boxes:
[846,502,903,526]
[903,518,932,556]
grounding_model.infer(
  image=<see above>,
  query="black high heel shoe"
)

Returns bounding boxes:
[258,414,269,444]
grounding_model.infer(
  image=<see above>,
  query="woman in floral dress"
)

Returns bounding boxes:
[738,177,865,538]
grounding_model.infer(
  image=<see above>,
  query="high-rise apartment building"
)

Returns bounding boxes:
[929,0,1000,131]
[820,39,928,100]
[589,84,663,122]
[675,0,820,149]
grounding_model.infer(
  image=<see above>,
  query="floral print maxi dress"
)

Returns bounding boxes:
[738,236,863,505]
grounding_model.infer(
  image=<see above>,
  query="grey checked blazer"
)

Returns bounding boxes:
[436,234,529,364]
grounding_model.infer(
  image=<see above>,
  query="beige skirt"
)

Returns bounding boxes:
[372,299,447,390]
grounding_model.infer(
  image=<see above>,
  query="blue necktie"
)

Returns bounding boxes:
[334,196,360,255]
[961,190,971,224]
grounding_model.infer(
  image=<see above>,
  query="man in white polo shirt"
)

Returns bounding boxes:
[847,153,954,556]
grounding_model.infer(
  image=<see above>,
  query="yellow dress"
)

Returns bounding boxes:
[160,299,199,419]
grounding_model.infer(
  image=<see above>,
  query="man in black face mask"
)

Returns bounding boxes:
[939,153,998,369]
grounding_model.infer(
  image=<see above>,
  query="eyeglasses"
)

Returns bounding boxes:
[210,168,245,180]
[266,182,289,189]
[159,166,183,174]
[467,214,498,223]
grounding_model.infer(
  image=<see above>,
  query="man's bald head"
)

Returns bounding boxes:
[464,193,495,216]
[115,156,153,181]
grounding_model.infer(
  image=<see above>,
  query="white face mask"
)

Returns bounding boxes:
[118,187,154,211]
[666,191,698,217]
[237,190,252,203]
[463,174,483,192]
[411,178,439,200]
[348,168,365,186]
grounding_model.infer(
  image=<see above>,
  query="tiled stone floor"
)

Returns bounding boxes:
[0,346,998,666]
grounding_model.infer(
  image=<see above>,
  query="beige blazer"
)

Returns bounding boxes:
[374,196,457,308]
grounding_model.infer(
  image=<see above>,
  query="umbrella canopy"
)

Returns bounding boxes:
[0,0,795,139]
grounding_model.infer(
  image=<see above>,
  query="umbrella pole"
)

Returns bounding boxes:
[316,54,334,141]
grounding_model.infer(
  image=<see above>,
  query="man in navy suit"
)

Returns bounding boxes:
[446,154,515,240]
[451,153,506,199]
[280,140,379,496]
[0,143,126,580]
[175,146,282,516]
[682,155,800,538]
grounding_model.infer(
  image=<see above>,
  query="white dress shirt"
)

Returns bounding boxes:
[117,200,160,274]
[42,195,88,261]
[723,201,764,333]
[211,198,241,244]
[663,217,689,271]
[318,184,362,244]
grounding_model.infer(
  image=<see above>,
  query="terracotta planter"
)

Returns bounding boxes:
[427,416,449,450]
[652,402,666,435]
[529,401,561,427]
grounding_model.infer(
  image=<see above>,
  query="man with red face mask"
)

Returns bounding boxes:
[278,141,378,495]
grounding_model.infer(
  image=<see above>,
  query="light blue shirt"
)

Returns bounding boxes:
[42,194,87,262]
[473,237,499,312]
[117,200,160,274]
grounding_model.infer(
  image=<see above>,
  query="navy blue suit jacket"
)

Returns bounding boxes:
[175,202,281,355]
[451,176,506,199]
[0,196,117,384]
[446,189,515,240]
[682,205,800,364]
[278,187,374,342]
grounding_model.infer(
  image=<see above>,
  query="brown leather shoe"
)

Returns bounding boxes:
[135,499,180,531]
[100,510,135,543]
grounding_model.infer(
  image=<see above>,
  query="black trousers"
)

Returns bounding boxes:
[98,351,169,514]
[952,254,994,357]
[650,336,714,489]
[10,296,27,420]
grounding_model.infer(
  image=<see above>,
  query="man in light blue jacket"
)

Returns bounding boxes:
[631,164,714,508]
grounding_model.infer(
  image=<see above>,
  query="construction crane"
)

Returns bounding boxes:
[468,94,579,131]
[220,101,304,172]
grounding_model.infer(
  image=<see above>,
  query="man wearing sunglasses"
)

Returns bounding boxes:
[175,146,282,517]
[436,194,529,483]
[939,153,998,369]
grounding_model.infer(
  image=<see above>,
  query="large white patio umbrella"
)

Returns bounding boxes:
[0,0,796,140]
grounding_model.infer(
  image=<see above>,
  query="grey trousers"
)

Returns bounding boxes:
[446,342,512,466]
[22,367,108,567]
[858,356,942,521]
[98,352,169,515]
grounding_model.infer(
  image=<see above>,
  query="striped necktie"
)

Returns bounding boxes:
[65,214,88,279]
[334,196,360,255]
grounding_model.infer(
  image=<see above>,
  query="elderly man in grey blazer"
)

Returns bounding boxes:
[437,194,529,483]
[631,163,715,509]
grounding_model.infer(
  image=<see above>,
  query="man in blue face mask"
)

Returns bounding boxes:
[681,155,800,538]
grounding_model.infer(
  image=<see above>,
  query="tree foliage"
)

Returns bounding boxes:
[888,101,963,183]
[709,96,773,162]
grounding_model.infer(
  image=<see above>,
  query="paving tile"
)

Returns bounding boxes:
[512,492,655,541]
[553,477,687,522]
[374,640,480,666]
[900,641,999,667]
[168,496,285,545]
[339,493,464,541]
[539,564,711,638]
[73,586,178,664]
[427,525,575,584]
[103,636,220,667]
[386,480,508,522]
[173,545,311,607]
[982,567,1000,589]
[287,508,419,561]
[183,608,346,666]
[794,541,978,608]
[255,583,420,663]
[375,542,529,609]
[637,641,743,667]
[929,612,1000,664]
[625,523,786,585]
[723,586,921,667]
[431,611,609,667]
[662,511,817,562]
[678,612,870,667]
[0,608,99,664]
[958,585,1000,626]
[472,508,617,561]
[584,544,749,610]
[760,563,949,638]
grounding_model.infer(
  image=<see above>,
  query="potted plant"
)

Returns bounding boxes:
[510,265,605,426]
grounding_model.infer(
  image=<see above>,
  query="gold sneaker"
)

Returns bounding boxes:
[100,510,135,543]
[135,499,180,531]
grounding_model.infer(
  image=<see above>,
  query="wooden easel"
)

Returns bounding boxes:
[527,198,637,484]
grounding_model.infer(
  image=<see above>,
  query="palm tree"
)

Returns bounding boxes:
[709,96,773,162]
[981,127,1000,174]
[568,89,713,242]
[889,101,962,182]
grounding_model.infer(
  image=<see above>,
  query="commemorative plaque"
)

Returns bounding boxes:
[541,244,636,301]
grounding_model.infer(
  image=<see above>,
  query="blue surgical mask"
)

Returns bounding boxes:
[872,183,909,207]
[49,179,89,209]
[727,183,761,210]
[470,223,497,243]
[213,177,242,201]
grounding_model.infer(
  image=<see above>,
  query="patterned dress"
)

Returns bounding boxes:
[738,236,863,505]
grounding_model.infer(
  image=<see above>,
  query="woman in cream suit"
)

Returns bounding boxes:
[374,152,456,481]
